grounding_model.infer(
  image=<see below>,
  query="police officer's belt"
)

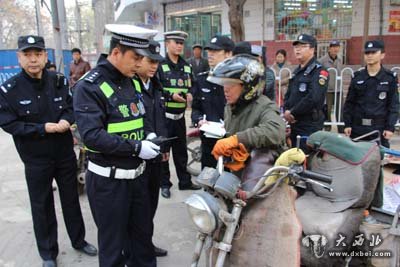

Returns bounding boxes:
[165,112,184,120]
[88,161,146,179]
[354,118,386,126]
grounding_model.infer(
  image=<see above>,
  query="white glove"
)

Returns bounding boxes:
[146,132,157,140]
[139,140,160,160]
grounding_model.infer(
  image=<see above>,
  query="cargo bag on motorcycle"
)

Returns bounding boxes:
[296,131,382,266]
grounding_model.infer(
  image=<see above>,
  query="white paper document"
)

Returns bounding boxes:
[199,121,226,139]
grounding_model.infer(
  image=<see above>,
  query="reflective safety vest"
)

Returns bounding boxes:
[85,79,145,153]
[160,62,192,114]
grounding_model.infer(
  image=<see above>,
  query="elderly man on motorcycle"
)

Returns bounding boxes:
[208,54,286,173]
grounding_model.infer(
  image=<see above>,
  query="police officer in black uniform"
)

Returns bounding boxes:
[344,40,399,148]
[73,24,160,267]
[283,34,329,152]
[192,35,234,168]
[0,35,97,267]
[158,31,201,198]
[136,40,168,257]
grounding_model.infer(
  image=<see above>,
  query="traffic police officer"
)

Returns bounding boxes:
[157,31,200,198]
[0,35,97,267]
[343,40,399,148]
[136,40,168,257]
[192,36,234,168]
[73,24,160,267]
[283,34,329,152]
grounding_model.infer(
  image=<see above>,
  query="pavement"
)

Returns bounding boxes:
[1,117,400,267]
[0,128,203,267]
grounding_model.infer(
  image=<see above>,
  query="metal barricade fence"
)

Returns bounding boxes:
[272,66,400,128]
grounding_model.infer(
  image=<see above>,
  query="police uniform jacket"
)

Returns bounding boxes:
[0,69,74,163]
[191,71,225,125]
[157,54,195,115]
[139,76,168,151]
[284,57,328,123]
[73,55,145,169]
[343,66,399,132]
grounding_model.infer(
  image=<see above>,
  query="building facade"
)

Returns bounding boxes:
[115,0,400,65]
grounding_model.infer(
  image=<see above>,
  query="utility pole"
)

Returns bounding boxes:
[75,0,83,49]
[50,0,68,73]
[34,0,44,36]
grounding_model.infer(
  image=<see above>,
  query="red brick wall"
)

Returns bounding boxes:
[347,35,400,65]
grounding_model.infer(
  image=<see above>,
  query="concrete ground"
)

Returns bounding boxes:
[1,116,399,267]
[0,128,203,267]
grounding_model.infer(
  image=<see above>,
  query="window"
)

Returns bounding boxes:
[275,0,353,41]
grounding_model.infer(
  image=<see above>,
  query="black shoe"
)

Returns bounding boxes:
[76,242,98,256]
[179,183,201,191]
[161,188,171,198]
[154,246,168,257]
[42,260,57,267]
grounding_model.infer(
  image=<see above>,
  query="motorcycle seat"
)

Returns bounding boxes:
[307,131,381,165]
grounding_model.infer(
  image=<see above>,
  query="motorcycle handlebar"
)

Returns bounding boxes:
[299,169,332,184]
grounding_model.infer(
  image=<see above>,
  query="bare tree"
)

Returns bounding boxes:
[0,1,37,48]
[225,0,247,42]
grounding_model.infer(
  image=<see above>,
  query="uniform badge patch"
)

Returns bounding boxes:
[379,92,387,100]
[119,104,130,118]
[177,79,184,86]
[170,79,177,86]
[299,83,307,92]
[319,78,326,85]
[137,101,146,115]
[130,103,139,117]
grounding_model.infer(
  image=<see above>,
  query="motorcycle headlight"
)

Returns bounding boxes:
[185,191,225,234]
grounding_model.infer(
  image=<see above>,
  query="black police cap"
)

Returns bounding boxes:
[147,40,163,61]
[233,41,252,56]
[18,35,45,51]
[293,34,317,48]
[204,36,234,51]
[364,40,384,52]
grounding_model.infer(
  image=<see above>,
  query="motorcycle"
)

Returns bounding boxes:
[185,131,385,267]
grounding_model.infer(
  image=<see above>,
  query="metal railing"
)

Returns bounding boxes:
[271,66,400,128]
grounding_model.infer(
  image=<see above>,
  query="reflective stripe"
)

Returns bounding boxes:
[84,146,100,153]
[163,87,188,94]
[162,64,170,72]
[132,79,142,93]
[100,82,114,98]
[107,118,144,134]
[184,66,191,73]
[166,102,186,108]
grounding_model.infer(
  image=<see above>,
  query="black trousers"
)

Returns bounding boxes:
[200,135,218,169]
[86,171,155,267]
[24,155,86,261]
[161,117,191,189]
[144,161,162,246]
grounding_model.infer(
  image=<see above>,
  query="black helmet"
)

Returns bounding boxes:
[207,54,265,102]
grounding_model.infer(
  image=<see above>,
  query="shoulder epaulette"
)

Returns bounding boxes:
[84,70,101,83]
[304,62,317,75]
[0,75,17,93]
[383,67,396,78]
[55,72,67,88]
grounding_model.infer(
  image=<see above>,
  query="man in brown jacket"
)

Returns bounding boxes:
[69,48,91,87]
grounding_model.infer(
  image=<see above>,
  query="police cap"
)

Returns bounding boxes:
[293,34,317,48]
[18,35,45,51]
[105,24,158,56]
[204,36,234,51]
[147,40,163,61]
[364,40,384,52]
[329,40,341,47]
[163,31,188,42]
